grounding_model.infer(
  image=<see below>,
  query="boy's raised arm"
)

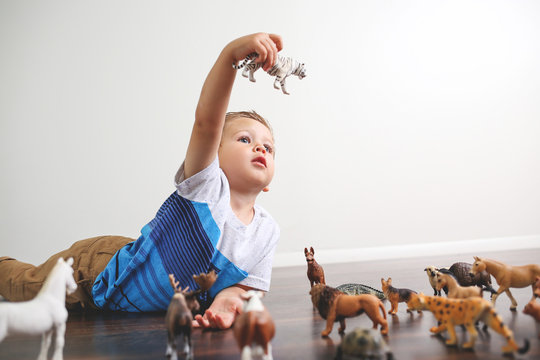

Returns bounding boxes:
[183,33,283,179]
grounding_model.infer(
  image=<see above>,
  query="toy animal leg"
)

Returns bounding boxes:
[242,68,249,78]
[462,323,478,349]
[37,329,53,360]
[51,322,66,360]
[321,310,337,337]
[338,319,346,334]
[0,320,6,342]
[241,345,252,360]
[165,331,178,360]
[279,79,289,95]
[430,323,447,335]
[505,289,518,310]
[273,78,281,90]
[248,69,257,82]
[445,325,458,346]
[389,301,397,315]
[184,333,193,360]
[262,343,273,360]
[491,287,506,306]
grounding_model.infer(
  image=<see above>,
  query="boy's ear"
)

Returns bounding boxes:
[263,187,269,192]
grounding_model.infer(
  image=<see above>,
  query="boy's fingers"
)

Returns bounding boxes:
[205,310,218,328]
[215,314,229,329]
[255,45,268,65]
[262,38,278,68]
[193,314,207,328]
[268,33,283,52]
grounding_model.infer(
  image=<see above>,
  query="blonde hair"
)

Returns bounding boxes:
[225,110,274,139]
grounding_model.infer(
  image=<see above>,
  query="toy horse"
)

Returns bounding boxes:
[471,256,540,310]
[233,291,275,360]
[0,257,77,360]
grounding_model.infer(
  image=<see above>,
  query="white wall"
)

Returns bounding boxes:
[1,0,539,267]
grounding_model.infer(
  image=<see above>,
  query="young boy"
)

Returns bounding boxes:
[0,32,283,330]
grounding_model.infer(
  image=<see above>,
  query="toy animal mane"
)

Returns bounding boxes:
[437,268,457,279]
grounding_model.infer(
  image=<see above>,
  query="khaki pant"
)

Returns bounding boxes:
[0,235,133,310]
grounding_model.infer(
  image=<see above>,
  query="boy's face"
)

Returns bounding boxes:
[219,117,275,193]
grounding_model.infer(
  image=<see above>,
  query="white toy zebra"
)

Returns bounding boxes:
[0,257,77,360]
[232,52,306,95]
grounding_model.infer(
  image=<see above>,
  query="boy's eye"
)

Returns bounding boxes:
[238,136,250,144]
[264,144,273,154]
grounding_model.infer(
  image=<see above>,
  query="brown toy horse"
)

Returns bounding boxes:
[233,291,275,359]
[471,256,540,310]
[305,247,325,287]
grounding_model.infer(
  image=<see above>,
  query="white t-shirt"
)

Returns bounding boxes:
[175,157,280,292]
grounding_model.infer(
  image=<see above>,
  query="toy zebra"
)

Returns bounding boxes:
[232,52,306,95]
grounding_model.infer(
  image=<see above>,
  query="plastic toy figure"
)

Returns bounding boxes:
[470,256,540,310]
[309,284,388,337]
[0,257,77,360]
[233,290,275,360]
[165,271,217,360]
[232,52,306,95]
[336,328,394,360]
[447,261,495,294]
[424,265,445,296]
[380,278,420,315]
[336,283,385,300]
[523,298,540,339]
[435,269,483,299]
[407,293,529,355]
[304,247,325,287]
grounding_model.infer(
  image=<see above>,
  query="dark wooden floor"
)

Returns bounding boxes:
[1,248,539,360]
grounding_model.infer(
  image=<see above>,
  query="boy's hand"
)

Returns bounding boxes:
[192,285,249,329]
[228,33,283,72]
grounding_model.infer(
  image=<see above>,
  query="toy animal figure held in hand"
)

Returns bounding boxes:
[435,269,484,299]
[304,247,325,287]
[407,293,529,355]
[165,271,217,360]
[309,284,388,337]
[336,328,394,360]
[233,52,306,95]
[470,256,540,310]
[380,277,420,315]
[0,257,77,360]
[336,283,386,300]
[233,290,275,360]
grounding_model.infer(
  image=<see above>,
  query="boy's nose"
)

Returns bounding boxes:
[254,145,266,154]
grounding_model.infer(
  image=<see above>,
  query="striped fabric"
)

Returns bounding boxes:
[92,192,247,312]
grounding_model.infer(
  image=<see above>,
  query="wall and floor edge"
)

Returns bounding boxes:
[273,234,540,268]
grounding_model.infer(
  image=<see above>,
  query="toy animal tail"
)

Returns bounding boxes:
[518,339,530,354]
[379,301,387,320]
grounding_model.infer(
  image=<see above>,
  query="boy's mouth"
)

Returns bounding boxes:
[252,156,267,168]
